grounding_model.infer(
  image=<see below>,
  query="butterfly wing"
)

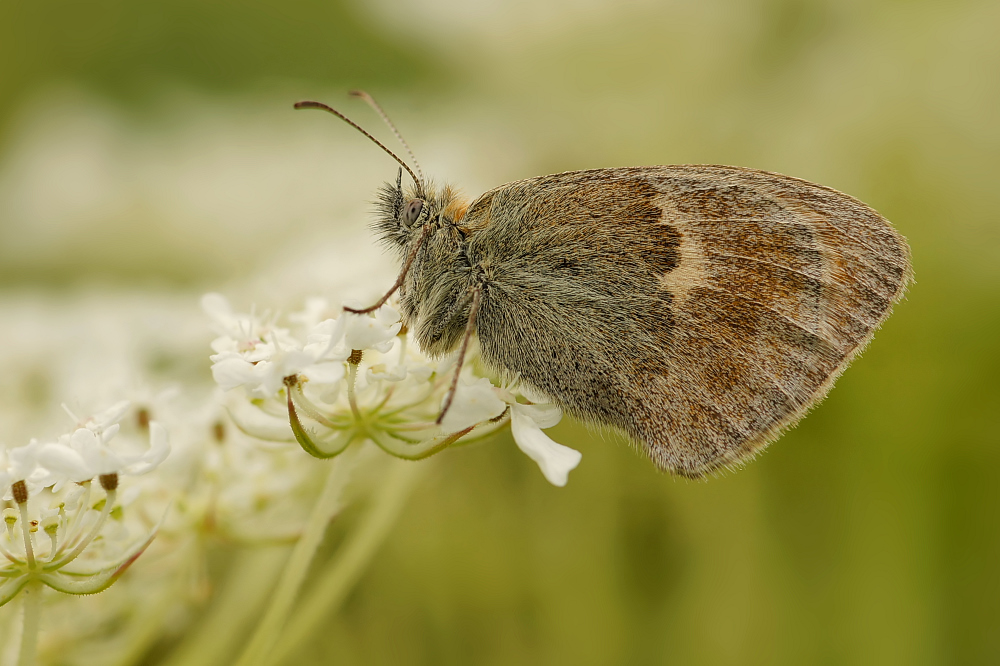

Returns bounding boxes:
[461,166,911,478]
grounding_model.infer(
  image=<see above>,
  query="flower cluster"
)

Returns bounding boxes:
[0,401,169,606]
[205,294,583,486]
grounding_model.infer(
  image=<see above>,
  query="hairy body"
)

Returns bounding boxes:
[375,165,911,478]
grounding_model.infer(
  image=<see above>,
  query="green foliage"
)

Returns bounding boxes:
[0,0,437,134]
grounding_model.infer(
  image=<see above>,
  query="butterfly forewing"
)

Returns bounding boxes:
[461,166,911,477]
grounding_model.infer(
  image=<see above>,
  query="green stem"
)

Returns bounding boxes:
[18,580,42,666]
[270,458,424,664]
[50,482,92,562]
[47,488,116,570]
[290,383,349,430]
[346,364,362,421]
[16,502,35,570]
[369,427,473,461]
[160,546,289,666]
[233,445,360,666]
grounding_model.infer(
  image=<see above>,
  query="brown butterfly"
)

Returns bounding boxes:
[296,94,912,478]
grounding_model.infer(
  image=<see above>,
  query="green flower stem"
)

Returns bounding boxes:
[270,458,425,664]
[161,546,289,666]
[54,482,92,559]
[286,388,358,459]
[16,502,35,570]
[290,383,349,430]
[346,364,362,421]
[385,420,443,432]
[234,445,361,666]
[18,580,42,666]
[0,543,20,565]
[47,488,116,570]
[368,427,473,461]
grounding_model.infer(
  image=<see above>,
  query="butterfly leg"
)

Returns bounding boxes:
[344,224,431,315]
[436,285,484,425]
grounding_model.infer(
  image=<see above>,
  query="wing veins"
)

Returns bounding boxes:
[705,251,822,282]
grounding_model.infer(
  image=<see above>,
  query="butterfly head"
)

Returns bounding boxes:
[373,169,470,252]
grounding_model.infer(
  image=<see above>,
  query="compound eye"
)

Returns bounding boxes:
[402,199,424,228]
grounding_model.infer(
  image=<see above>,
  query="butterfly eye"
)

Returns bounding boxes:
[402,199,424,228]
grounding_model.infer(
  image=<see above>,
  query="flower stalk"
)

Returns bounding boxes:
[18,580,42,666]
[271,457,424,663]
[234,445,362,666]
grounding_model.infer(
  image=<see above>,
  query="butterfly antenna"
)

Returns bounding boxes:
[436,286,483,426]
[350,90,426,186]
[294,100,422,191]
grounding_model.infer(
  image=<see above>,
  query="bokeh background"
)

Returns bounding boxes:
[1,0,998,664]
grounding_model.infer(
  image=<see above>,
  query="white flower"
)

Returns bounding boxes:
[209,352,274,392]
[81,400,131,433]
[341,306,402,352]
[367,362,408,383]
[207,296,353,397]
[438,377,507,432]
[35,404,170,485]
[509,402,581,487]
[207,293,584,487]
[0,441,49,498]
[5,441,41,483]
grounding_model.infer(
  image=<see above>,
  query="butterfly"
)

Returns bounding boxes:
[296,93,912,478]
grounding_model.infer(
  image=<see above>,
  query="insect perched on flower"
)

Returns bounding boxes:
[293,92,912,479]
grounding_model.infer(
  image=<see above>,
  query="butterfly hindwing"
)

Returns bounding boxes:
[461,166,911,477]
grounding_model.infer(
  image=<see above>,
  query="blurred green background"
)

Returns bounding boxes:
[2,0,998,664]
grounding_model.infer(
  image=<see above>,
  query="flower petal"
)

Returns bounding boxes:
[36,443,92,482]
[367,363,407,382]
[374,305,400,326]
[439,377,506,433]
[342,313,401,351]
[6,442,41,481]
[510,407,581,487]
[513,402,562,429]
[123,421,170,475]
[211,355,268,391]
[89,401,130,430]
[302,362,346,385]
[70,427,100,453]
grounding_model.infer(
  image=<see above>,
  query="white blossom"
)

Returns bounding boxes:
[35,404,170,487]
[439,377,507,432]
[509,402,581,487]
[207,294,583,487]
[341,305,403,352]
[0,401,172,617]
[206,295,354,398]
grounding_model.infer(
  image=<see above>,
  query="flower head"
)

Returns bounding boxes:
[208,294,583,486]
[0,401,169,608]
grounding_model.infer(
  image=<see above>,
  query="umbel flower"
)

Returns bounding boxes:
[205,294,582,486]
[0,402,168,605]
